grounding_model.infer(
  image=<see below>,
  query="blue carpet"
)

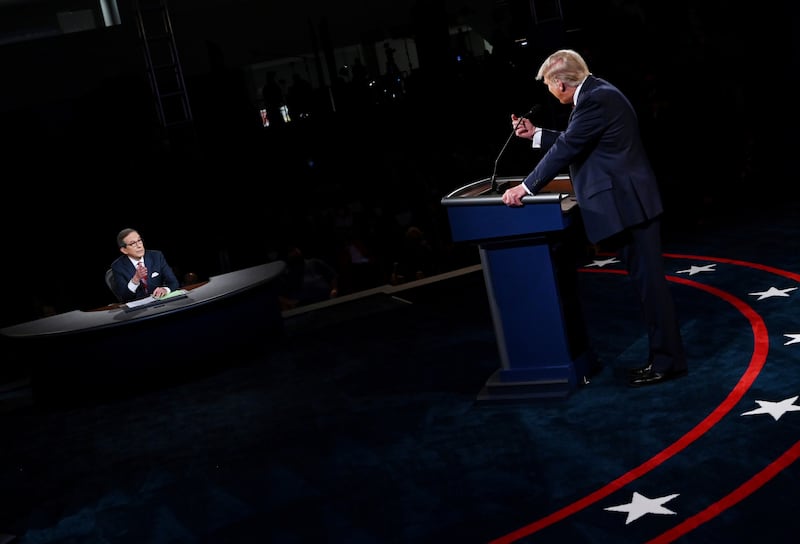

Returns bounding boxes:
[2,197,800,543]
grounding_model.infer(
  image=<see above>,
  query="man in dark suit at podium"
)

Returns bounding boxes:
[110,228,180,303]
[501,49,686,387]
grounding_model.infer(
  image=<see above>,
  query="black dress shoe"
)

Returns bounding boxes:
[628,363,653,377]
[628,366,688,387]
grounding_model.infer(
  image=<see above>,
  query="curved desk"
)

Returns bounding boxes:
[1,262,287,401]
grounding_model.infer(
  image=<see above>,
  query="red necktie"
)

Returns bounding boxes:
[138,261,148,293]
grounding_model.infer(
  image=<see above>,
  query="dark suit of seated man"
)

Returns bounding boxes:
[110,228,180,302]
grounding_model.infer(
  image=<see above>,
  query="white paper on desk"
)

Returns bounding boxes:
[124,289,187,310]
[125,296,159,309]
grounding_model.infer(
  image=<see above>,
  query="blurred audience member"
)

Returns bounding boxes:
[278,246,339,310]
[391,226,434,285]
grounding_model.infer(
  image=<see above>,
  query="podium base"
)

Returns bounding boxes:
[476,371,574,402]
[476,353,595,403]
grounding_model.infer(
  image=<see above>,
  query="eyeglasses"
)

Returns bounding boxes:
[125,238,144,247]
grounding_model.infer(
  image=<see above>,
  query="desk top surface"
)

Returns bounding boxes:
[1,261,286,338]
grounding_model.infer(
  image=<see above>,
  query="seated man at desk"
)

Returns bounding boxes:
[110,228,180,302]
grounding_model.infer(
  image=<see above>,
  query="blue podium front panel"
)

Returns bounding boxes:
[481,241,574,379]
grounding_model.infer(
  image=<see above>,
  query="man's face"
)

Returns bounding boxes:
[121,232,145,259]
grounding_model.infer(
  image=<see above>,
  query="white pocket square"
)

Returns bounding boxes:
[152,272,160,278]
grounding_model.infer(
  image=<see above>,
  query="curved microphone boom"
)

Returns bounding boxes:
[490,105,540,194]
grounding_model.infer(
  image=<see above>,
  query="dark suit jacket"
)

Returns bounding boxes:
[110,250,180,302]
[522,75,663,244]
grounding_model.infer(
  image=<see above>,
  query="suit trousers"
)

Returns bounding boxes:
[602,217,686,373]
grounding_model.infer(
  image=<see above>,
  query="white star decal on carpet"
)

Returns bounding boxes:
[586,257,620,268]
[784,334,800,345]
[741,396,800,421]
[604,491,679,524]
[747,286,798,300]
[676,264,716,275]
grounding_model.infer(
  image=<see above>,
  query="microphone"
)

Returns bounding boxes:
[490,105,540,194]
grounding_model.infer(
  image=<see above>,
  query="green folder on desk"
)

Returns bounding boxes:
[123,289,189,312]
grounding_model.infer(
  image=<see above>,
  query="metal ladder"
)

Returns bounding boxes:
[133,0,193,143]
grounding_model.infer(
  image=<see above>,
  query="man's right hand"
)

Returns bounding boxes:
[134,263,148,284]
[511,114,535,140]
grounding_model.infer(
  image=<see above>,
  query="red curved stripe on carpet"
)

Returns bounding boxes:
[647,439,800,543]
[490,272,769,544]
[663,253,800,282]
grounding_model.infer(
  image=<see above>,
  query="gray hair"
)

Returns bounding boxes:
[116,228,138,248]
[536,49,590,87]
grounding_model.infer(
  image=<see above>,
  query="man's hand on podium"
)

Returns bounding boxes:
[502,183,528,207]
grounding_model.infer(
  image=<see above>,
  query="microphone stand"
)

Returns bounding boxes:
[490,105,539,194]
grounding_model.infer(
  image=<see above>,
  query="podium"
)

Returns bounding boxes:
[441,175,593,401]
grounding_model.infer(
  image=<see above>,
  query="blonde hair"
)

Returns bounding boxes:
[536,49,590,87]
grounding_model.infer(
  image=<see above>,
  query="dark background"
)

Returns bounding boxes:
[0,0,794,328]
